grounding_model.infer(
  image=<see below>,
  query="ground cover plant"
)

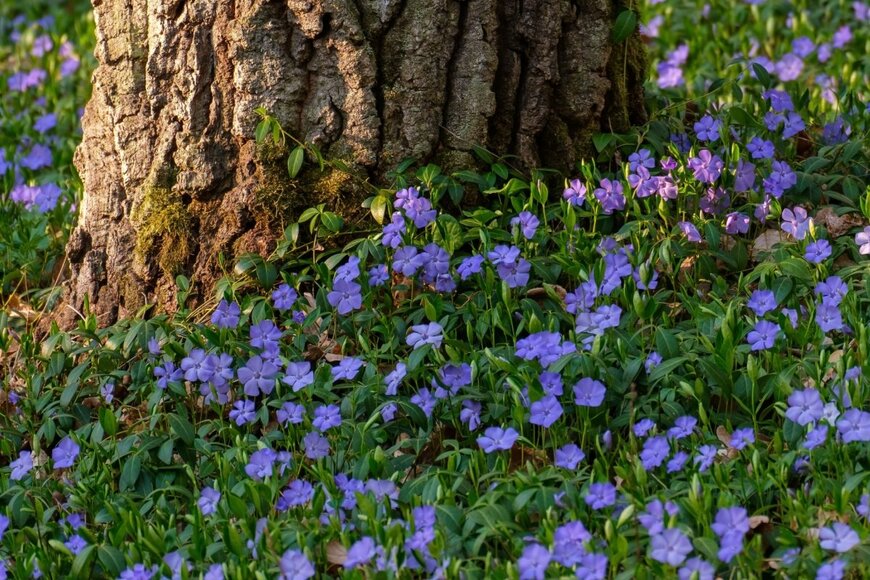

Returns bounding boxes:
[1,0,869,579]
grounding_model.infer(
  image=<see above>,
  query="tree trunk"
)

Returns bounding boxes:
[62,0,646,326]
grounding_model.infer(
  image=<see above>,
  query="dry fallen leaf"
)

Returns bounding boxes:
[814,206,865,238]
[751,229,789,260]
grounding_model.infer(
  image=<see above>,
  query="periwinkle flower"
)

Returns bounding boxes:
[272,283,298,310]
[806,240,832,264]
[279,549,315,580]
[282,361,314,392]
[640,435,670,470]
[511,211,540,239]
[836,409,870,442]
[730,427,755,450]
[650,528,693,566]
[855,226,870,255]
[406,322,444,350]
[64,534,87,555]
[457,255,485,280]
[667,451,690,473]
[593,178,626,214]
[229,399,256,425]
[775,53,803,82]
[781,207,811,240]
[528,395,563,428]
[573,378,606,407]
[181,348,215,383]
[393,246,424,277]
[368,264,389,286]
[245,448,276,480]
[694,115,721,142]
[747,137,775,160]
[668,416,697,440]
[312,404,341,431]
[10,451,33,480]
[802,425,828,450]
[52,437,80,469]
[678,221,702,243]
[815,302,843,333]
[678,557,715,580]
[563,179,587,206]
[694,445,717,472]
[819,523,859,553]
[687,150,724,183]
[477,427,519,453]
[238,355,278,397]
[460,400,482,431]
[211,299,240,328]
[747,320,780,351]
[554,443,585,469]
[345,537,377,569]
[747,289,777,316]
[327,279,363,315]
[198,487,221,516]
[786,389,824,425]
[584,482,616,510]
[332,357,364,381]
[276,402,305,425]
[303,431,331,459]
[517,544,550,580]
[634,418,656,437]
[250,319,282,352]
[724,212,749,235]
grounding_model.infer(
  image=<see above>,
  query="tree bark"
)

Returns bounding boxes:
[62,0,646,326]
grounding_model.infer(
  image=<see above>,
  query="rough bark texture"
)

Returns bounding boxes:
[63,0,646,326]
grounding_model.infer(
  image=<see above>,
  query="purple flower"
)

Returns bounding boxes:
[833,25,852,48]
[312,404,341,431]
[857,494,870,520]
[332,357,364,381]
[634,418,656,437]
[229,399,257,426]
[552,521,591,566]
[678,557,715,580]
[368,264,389,286]
[406,322,443,349]
[52,437,80,469]
[730,427,755,450]
[803,424,828,450]
[10,451,33,480]
[282,361,314,392]
[815,276,848,306]
[511,211,540,239]
[21,144,52,170]
[563,179,587,206]
[668,416,697,440]
[573,378,606,407]
[747,289,777,316]
[272,283,298,310]
[815,302,843,334]
[781,112,806,140]
[694,445,717,472]
[457,255,485,280]
[245,448,276,480]
[345,537,376,569]
[497,258,531,288]
[554,443,585,469]
[381,212,406,248]
[735,160,756,192]
[279,549,315,580]
[837,409,870,443]
[211,299,240,328]
[781,207,811,240]
[585,482,617,510]
[277,480,314,510]
[528,395,563,428]
[638,499,679,535]
[712,507,750,539]
[276,402,305,425]
[460,401,482,431]
[593,178,626,214]
[747,137,775,160]
[667,451,690,473]
[775,53,803,82]
[250,319,282,352]
[805,240,832,264]
[650,528,693,566]
[694,115,721,142]
[477,427,519,453]
[198,487,221,516]
[629,149,656,172]
[786,389,824,425]
[181,349,215,383]
[678,221,702,243]
[410,387,437,417]
[404,195,437,228]
[118,564,158,580]
[517,544,551,580]
[238,355,278,397]
[385,363,407,396]
[576,552,607,580]
[64,534,87,555]
[303,431,331,459]
[688,150,724,183]
[816,559,846,580]
[724,212,749,235]
[327,279,363,315]
[381,403,398,422]
[855,226,870,255]
[747,320,780,351]
[640,436,670,470]
[819,523,859,553]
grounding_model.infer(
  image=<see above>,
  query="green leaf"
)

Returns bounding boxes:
[97,546,126,576]
[320,211,343,233]
[370,195,389,224]
[287,145,305,178]
[168,413,195,446]
[158,438,174,465]
[592,133,615,153]
[612,10,638,43]
[254,119,271,143]
[119,455,142,492]
[71,545,97,576]
[752,63,772,88]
